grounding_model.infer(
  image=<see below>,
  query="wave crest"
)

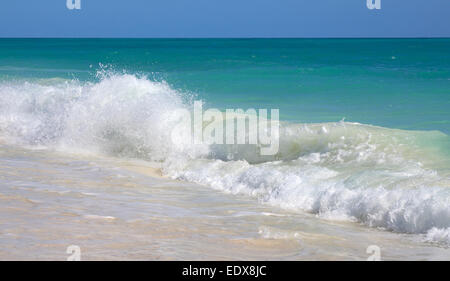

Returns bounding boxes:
[0,74,449,243]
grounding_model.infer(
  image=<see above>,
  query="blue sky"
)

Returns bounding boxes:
[0,0,449,37]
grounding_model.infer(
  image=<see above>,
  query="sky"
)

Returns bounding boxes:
[0,0,449,38]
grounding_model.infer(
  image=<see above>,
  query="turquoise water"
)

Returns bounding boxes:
[1,39,450,252]
[0,38,449,133]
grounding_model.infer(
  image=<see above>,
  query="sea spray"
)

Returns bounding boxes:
[0,73,449,244]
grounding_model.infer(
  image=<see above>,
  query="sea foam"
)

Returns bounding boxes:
[0,74,449,244]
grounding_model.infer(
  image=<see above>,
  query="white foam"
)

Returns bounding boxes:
[0,73,449,243]
[0,73,206,161]
[425,227,450,245]
[163,122,450,241]
[84,215,116,220]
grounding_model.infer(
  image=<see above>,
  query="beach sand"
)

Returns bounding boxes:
[1,144,449,261]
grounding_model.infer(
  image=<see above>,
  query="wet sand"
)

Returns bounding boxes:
[0,144,449,260]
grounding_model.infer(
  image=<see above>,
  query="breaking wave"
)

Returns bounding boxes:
[0,73,449,244]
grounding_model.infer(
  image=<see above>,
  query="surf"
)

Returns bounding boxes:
[0,73,449,245]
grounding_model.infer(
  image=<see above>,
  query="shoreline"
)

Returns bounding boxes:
[0,143,449,260]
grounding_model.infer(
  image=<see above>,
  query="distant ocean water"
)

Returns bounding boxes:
[1,39,449,132]
[0,39,449,260]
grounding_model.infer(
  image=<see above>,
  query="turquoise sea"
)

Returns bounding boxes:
[1,39,449,132]
[0,39,449,260]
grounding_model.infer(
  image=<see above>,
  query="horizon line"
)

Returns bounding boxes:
[1,36,450,39]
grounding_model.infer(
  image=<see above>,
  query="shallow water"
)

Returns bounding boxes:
[0,39,449,260]
[0,144,448,260]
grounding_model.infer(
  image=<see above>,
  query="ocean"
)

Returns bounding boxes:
[0,38,449,260]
